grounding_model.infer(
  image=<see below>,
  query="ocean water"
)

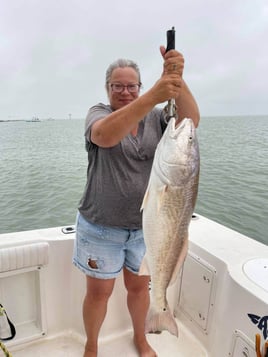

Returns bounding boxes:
[0,116,267,245]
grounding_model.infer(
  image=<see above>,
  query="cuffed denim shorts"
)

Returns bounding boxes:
[72,212,146,279]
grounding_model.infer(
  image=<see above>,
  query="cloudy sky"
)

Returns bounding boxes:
[1,0,267,119]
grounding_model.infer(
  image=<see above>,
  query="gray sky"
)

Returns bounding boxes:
[1,0,267,119]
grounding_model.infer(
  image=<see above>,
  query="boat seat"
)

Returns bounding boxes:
[0,242,49,273]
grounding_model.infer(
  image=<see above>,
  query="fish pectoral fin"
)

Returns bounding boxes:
[141,184,168,213]
[157,185,168,213]
[139,254,150,276]
[169,237,189,286]
[140,185,150,212]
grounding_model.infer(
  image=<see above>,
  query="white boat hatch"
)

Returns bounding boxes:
[229,330,256,357]
[243,258,268,291]
[176,251,217,333]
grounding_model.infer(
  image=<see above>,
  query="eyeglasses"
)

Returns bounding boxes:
[110,83,141,93]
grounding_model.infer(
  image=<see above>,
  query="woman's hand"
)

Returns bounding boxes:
[160,46,184,77]
[148,75,182,105]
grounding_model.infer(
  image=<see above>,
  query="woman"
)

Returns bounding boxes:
[73,45,200,357]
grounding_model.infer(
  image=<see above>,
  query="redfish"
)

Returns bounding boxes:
[140,117,200,336]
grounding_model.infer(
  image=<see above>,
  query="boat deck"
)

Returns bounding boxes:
[9,320,207,357]
[2,217,267,357]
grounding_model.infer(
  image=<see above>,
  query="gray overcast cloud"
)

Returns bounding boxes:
[1,0,267,119]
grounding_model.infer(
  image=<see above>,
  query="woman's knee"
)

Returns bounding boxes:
[123,269,150,295]
[85,275,115,300]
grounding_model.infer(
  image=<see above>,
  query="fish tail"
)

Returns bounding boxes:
[145,307,178,337]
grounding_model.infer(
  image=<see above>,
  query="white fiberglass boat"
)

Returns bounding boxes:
[0,214,267,357]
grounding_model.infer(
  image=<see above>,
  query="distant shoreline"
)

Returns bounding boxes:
[0,118,82,122]
[1,115,267,123]
[0,120,43,123]
[0,119,24,122]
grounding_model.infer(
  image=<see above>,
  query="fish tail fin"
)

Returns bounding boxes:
[145,307,178,337]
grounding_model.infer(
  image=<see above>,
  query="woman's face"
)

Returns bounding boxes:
[108,67,140,110]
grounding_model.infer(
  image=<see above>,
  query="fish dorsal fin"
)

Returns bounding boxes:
[169,236,189,286]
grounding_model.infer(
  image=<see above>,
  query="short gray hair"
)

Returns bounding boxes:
[105,59,141,92]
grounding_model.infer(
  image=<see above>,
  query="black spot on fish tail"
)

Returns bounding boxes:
[148,330,162,335]
[145,308,179,337]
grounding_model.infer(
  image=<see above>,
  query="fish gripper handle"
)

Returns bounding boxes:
[166,27,175,52]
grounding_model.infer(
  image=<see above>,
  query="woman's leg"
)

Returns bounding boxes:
[83,275,115,357]
[123,268,157,357]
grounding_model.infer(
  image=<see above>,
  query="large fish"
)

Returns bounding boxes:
[140,117,200,337]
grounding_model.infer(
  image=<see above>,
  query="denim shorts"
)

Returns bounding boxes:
[72,212,146,279]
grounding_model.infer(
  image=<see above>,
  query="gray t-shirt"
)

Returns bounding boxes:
[78,103,167,229]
